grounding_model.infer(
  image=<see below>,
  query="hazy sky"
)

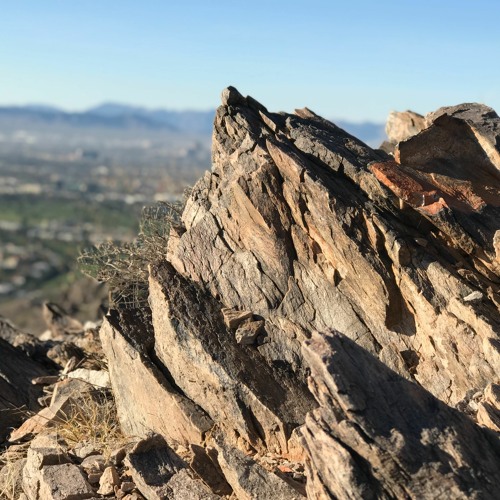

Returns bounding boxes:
[1,1,499,121]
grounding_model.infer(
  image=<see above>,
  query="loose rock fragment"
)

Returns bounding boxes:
[97,466,120,496]
[66,368,111,389]
[463,290,483,302]
[120,481,135,493]
[124,434,185,500]
[38,463,94,500]
[221,308,254,330]
[212,435,305,500]
[235,319,264,345]
[167,469,221,499]
[385,110,426,145]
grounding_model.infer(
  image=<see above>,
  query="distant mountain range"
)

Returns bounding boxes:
[0,104,215,135]
[0,103,386,146]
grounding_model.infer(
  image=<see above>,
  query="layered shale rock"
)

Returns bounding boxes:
[149,261,315,456]
[167,87,499,407]
[4,88,497,498]
[100,309,213,447]
[96,87,499,498]
[301,331,500,499]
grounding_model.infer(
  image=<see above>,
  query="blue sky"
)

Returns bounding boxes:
[1,0,499,121]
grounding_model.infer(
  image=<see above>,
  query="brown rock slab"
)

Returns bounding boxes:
[477,402,500,432]
[477,382,500,432]
[50,378,90,408]
[235,319,264,345]
[394,102,500,271]
[79,455,105,473]
[221,308,253,330]
[97,466,119,496]
[300,331,500,499]
[99,311,213,446]
[485,382,500,407]
[426,102,500,170]
[11,379,89,443]
[385,110,426,144]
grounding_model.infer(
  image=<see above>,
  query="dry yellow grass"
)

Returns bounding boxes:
[0,406,33,499]
[54,389,126,460]
[0,390,129,499]
[0,445,27,500]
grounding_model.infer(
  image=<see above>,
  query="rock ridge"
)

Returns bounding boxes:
[1,87,499,499]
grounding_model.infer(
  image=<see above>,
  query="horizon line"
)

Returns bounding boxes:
[0,101,392,125]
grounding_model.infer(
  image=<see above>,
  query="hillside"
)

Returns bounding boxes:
[0,88,498,499]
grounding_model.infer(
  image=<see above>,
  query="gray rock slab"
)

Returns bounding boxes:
[99,311,212,446]
[124,434,185,500]
[38,463,94,500]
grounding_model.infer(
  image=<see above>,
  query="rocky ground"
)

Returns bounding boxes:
[1,88,499,499]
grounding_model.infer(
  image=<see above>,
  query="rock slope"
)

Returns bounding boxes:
[167,88,499,406]
[1,88,499,499]
[104,88,499,497]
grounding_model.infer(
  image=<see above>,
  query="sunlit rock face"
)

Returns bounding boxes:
[6,88,493,498]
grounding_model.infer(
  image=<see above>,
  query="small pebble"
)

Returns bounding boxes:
[121,481,135,493]
[87,472,102,484]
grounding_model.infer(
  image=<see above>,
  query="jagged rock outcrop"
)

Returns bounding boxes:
[96,87,499,498]
[4,88,498,499]
[392,103,500,271]
[166,88,499,407]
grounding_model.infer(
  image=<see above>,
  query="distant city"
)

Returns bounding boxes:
[0,104,214,329]
[0,103,386,330]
